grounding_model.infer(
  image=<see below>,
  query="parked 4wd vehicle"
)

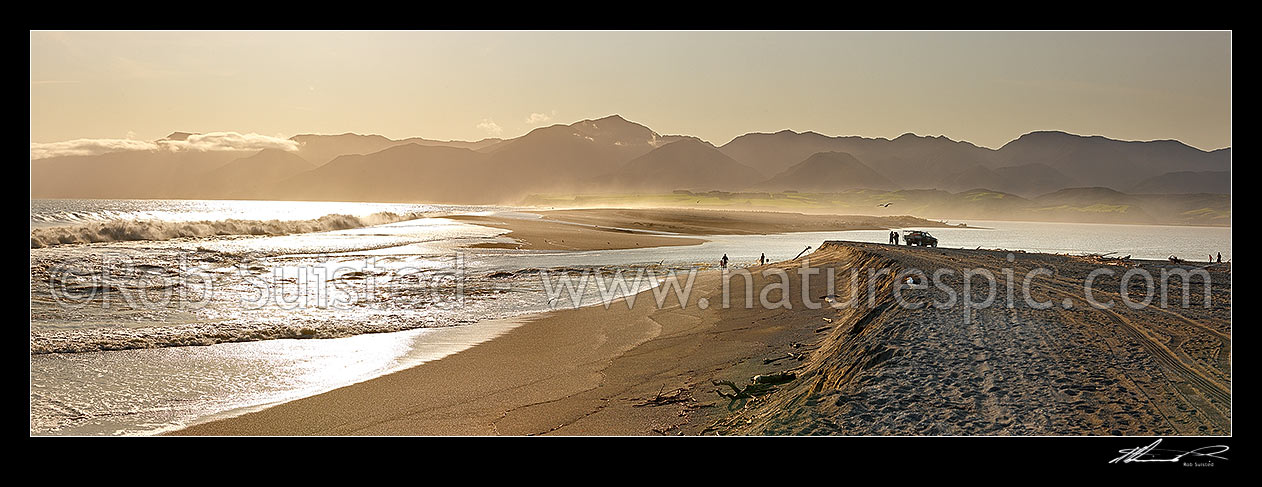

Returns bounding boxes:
[903,230,938,247]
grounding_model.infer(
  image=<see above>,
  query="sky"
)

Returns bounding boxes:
[30,31,1232,151]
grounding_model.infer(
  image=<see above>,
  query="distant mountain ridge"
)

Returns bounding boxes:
[718,128,1229,195]
[599,139,764,192]
[938,163,1078,196]
[198,149,315,199]
[757,152,897,192]
[280,144,492,203]
[30,115,1231,208]
[290,132,502,166]
[995,131,1229,190]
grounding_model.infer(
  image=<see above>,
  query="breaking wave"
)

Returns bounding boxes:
[30,212,424,248]
[28,316,473,355]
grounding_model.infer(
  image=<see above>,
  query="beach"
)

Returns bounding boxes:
[29,30,1232,447]
[450,208,956,251]
[175,238,1231,435]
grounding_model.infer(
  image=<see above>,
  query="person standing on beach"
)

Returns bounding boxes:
[893,232,900,245]
[1217,252,1222,263]
[759,253,766,265]
[721,254,729,268]
[889,231,895,244]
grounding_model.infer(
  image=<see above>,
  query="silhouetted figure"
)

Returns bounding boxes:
[1217,252,1222,263]
[759,253,766,265]
[720,254,728,268]
[893,232,900,245]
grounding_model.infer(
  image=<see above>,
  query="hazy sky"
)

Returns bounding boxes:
[30,31,1232,150]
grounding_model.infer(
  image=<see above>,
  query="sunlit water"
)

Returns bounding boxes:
[29,200,1231,435]
[29,198,466,229]
[834,220,1231,262]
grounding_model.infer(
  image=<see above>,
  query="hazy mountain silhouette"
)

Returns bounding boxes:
[399,137,503,152]
[1032,186,1132,205]
[757,152,897,192]
[30,115,1231,209]
[290,133,400,166]
[996,131,1230,190]
[481,115,679,194]
[290,133,501,166]
[939,163,1077,197]
[1129,170,1230,195]
[196,149,314,199]
[600,139,764,192]
[719,130,999,187]
[31,150,243,199]
[279,144,494,203]
[721,128,1229,194]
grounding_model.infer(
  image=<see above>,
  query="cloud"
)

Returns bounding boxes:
[30,138,159,160]
[476,119,503,136]
[30,132,300,160]
[526,109,559,125]
[525,112,553,125]
[165,132,300,152]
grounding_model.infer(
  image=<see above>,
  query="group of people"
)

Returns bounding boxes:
[719,253,766,268]
[888,231,900,245]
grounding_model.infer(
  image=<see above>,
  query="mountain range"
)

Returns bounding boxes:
[30,115,1231,207]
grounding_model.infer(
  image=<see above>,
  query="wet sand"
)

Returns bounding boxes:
[174,240,1230,436]
[450,208,952,250]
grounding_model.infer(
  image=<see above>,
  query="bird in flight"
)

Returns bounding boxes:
[878,202,893,207]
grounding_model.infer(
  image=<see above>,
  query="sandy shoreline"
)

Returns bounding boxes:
[174,236,1230,435]
[449,208,955,251]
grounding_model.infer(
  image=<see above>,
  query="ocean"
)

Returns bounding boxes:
[29,199,1231,435]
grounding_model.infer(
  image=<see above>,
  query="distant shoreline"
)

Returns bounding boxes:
[448,208,962,251]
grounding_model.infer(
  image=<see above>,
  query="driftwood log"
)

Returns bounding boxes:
[634,385,694,407]
[712,371,797,399]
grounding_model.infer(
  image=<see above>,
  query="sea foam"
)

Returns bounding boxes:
[30,211,423,248]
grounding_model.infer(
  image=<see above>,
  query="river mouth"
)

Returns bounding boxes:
[30,201,1232,435]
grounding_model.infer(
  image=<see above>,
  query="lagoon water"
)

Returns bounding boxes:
[29,200,1231,435]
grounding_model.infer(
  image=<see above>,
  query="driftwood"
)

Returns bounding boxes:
[712,372,797,399]
[763,345,812,362]
[1072,252,1134,267]
[763,352,798,364]
[635,385,694,407]
[753,371,797,384]
[713,380,777,399]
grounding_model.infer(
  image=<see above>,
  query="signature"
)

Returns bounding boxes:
[1110,439,1229,464]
